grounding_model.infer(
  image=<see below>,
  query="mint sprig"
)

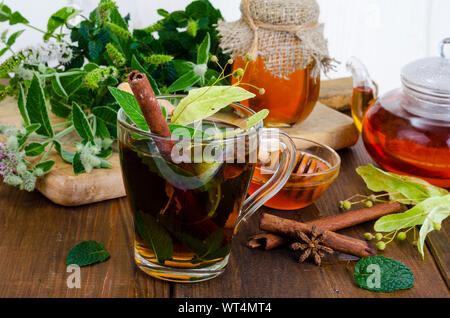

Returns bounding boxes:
[354,256,414,293]
[66,241,110,267]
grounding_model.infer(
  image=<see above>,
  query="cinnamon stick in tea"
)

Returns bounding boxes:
[260,213,375,258]
[248,202,404,250]
[127,71,173,156]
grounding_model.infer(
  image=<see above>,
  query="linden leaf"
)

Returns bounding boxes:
[246,109,269,129]
[374,194,450,233]
[356,164,448,204]
[417,205,450,258]
[171,86,255,126]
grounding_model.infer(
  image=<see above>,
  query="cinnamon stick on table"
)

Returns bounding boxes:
[259,213,375,258]
[248,202,404,251]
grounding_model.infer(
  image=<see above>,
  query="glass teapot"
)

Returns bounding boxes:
[347,38,450,188]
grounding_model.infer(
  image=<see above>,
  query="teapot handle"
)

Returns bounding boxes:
[346,57,378,132]
[440,38,450,58]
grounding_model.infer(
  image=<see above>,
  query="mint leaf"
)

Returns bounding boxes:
[109,87,149,131]
[46,7,79,39]
[17,84,29,126]
[72,152,85,175]
[35,160,55,173]
[171,86,255,126]
[166,70,201,93]
[25,141,50,157]
[72,102,95,142]
[54,140,75,164]
[197,33,210,65]
[354,256,414,293]
[0,4,12,23]
[93,106,118,127]
[135,210,173,264]
[25,73,54,138]
[9,11,29,25]
[17,123,40,147]
[131,55,161,95]
[66,241,110,267]
[6,29,24,46]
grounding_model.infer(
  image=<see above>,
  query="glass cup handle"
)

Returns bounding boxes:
[234,128,296,234]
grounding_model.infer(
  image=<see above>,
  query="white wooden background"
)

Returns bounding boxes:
[2,0,450,94]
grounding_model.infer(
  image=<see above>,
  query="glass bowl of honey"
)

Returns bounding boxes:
[248,137,341,211]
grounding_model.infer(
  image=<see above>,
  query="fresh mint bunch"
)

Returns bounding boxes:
[0,0,231,191]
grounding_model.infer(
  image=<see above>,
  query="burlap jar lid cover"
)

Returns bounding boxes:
[217,0,334,79]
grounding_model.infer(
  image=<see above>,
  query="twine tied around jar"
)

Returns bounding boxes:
[217,0,335,79]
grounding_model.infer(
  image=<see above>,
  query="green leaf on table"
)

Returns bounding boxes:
[35,160,55,173]
[6,29,24,46]
[374,194,450,233]
[197,32,210,65]
[418,206,450,258]
[66,241,110,267]
[25,73,54,138]
[25,141,50,157]
[131,55,161,95]
[93,106,118,127]
[72,102,95,142]
[45,7,80,40]
[17,84,30,126]
[108,87,149,131]
[166,70,201,93]
[354,256,414,293]
[53,140,75,164]
[246,109,269,129]
[135,210,173,264]
[356,164,448,205]
[171,86,255,126]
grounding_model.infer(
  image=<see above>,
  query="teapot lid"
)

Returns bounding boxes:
[401,38,450,98]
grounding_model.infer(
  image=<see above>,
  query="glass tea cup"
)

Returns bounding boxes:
[118,97,296,282]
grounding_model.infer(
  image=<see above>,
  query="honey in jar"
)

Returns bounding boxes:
[232,57,320,127]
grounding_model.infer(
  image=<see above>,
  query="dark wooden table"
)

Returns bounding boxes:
[0,140,448,298]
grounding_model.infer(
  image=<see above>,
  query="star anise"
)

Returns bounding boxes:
[289,226,334,266]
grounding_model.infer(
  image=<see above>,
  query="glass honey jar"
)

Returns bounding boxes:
[232,57,321,127]
[348,38,450,187]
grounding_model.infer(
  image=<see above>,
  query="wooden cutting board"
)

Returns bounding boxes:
[0,82,358,207]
